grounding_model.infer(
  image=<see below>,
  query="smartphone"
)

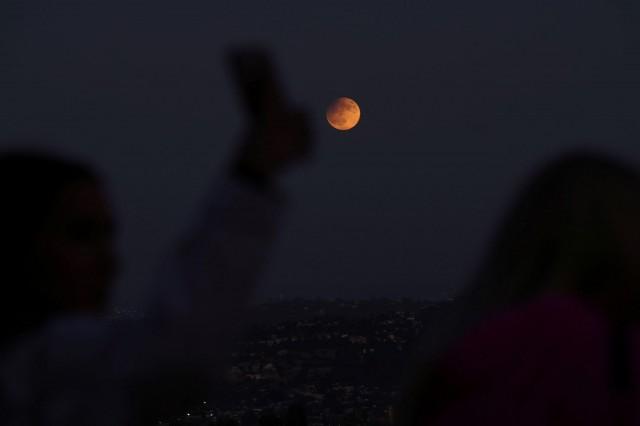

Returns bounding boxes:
[227,46,287,119]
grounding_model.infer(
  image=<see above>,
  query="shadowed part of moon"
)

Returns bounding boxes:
[326,97,361,131]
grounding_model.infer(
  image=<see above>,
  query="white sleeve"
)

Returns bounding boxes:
[147,174,284,347]
[117,175,285,422]
[0,176,285,425]
[126,174,285,367]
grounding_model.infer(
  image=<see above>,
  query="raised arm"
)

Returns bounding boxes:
[115,108,312,422]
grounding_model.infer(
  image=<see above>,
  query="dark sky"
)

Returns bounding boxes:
[2,0,640,305]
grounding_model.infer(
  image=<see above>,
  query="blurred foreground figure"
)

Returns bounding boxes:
[0,97,310,424]
[400,151,640,425]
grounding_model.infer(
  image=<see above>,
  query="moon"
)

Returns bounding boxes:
[326,97,361,131]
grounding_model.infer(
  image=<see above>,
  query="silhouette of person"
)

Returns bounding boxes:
[0,81,310,424]
[399,151,640,425]
[0,154,116,347]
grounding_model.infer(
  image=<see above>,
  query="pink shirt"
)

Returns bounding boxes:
[426,293,639,425]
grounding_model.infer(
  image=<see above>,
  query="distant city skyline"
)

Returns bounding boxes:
[160,298,432,425]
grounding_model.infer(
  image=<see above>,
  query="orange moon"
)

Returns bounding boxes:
[326,97,361,131]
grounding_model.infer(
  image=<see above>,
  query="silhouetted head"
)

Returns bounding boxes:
[469,150,640,322]
[398,150,640,426]
[0,151,117,346]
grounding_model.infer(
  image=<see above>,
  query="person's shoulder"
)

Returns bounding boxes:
[0,331,44,406]
[467,292,603,345]
[440,292,607,380]
[5,314,115,375]
[0,316,105,405]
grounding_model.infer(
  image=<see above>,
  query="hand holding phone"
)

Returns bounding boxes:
[227,46,312,182]
[227,47,286,121]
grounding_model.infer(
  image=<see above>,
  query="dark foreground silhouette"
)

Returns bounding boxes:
[400,151,640,426]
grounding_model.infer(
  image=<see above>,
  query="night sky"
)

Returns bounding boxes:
[2,0,640,306]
